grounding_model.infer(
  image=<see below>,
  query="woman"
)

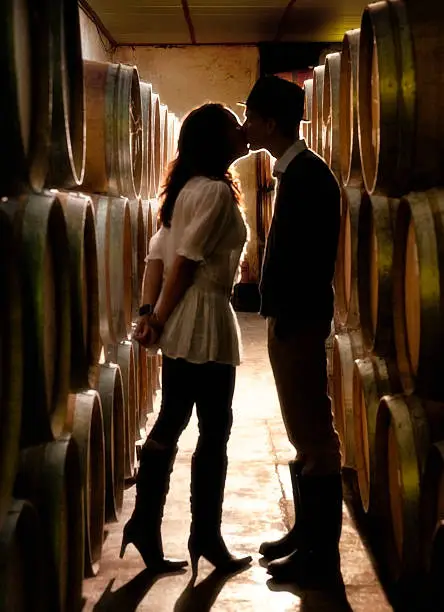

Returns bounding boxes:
[120,103,252,577]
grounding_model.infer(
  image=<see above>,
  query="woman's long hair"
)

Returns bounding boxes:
[158,103,243,228]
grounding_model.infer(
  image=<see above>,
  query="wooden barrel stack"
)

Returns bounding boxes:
[302,79,313,148]
[311,65,325,156]
[0,1,180,604]
[302,0,444,588]
[322,52,341,180]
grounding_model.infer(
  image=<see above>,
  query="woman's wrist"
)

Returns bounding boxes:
[149,311,165,333]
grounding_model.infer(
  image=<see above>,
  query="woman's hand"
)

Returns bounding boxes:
[133,315,161,348]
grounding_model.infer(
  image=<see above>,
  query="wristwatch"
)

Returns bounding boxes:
[138,303,154,317]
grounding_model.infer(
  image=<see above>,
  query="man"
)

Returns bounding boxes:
[243,75,342,586]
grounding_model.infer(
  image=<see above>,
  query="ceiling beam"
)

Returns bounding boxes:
[274,0,298,42]
[78,0,118,49]
[123,42,257,48]
[181,0,197,45]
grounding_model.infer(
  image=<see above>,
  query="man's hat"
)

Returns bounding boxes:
[242,75,306,123]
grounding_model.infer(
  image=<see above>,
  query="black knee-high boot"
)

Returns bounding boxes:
[188,448,252,577]
[259,460,303,560]
[120,439,188,572]
[267,473,343,586]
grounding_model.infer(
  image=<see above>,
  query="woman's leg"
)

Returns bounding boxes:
[189,361,251,574]
[148,355,196,447]
[192,361,235,535]
[122,355,196,571]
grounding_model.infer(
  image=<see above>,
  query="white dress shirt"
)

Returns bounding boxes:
[273,139,308,178]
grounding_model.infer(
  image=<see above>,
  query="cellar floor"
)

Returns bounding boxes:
[82,313,392,612]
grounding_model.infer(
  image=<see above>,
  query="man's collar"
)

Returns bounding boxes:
[273,139,307,177]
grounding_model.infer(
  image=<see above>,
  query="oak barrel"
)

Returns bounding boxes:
[140,81,153,199]
[172,115,180,161]
[131,338,140,427]
[334,187,361,328]
[151,93,162,196]
[155,353,162,392]
[146,355,155,416]
[357,192,396,356]
[58,192,100,390]
[322,52,341,179]
[160,103,169,180]
[46,0,85,188]
[428,521,444,590]
[0,500,56,612]
[14,437,84,612]
[0,212,22,530]
[116,341,137,479]
[331,330,365,468]
[96,363,125,523]
[420,441,444,574]
[311,66,325,156]
[141,199,153,256]
[150,197,160,236]
[393,190,444,399]
[353,357,400,513]
[167,111,177,164]
[0,0,51,194]
[94,196,133,348]
[88,341,106,393]
[83,60,143,199]
[303,78,313,148]
[406,0,444,192]
[135,342,149,432]
[339,29,361,187]
[65,391,105,578]
[375,394,444,579]
[129,197,146,319]
[0,194,70,445]
[358,0,415,196]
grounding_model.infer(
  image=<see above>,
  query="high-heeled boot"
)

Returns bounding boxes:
[120,439,188,573]
[259,460,303,560]
[188,451,252,578]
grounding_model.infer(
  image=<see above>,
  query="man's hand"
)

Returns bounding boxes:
[132,315,160,348]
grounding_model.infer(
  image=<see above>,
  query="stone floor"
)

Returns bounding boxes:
[82,313,393,611]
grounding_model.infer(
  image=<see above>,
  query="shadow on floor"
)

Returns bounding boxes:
[92,567,187,612]
[173,565,251,612]
[267,575,353,612]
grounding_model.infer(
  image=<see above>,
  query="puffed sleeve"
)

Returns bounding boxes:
[145,226,167,262]
[177,180,234,261]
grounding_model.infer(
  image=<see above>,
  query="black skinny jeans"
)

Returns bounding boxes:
[148,355,235,464]
[148,355,236,530]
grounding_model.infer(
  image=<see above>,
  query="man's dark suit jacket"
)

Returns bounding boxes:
[259,147,341,336]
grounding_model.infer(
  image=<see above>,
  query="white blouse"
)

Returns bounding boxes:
[146,176,248,366]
